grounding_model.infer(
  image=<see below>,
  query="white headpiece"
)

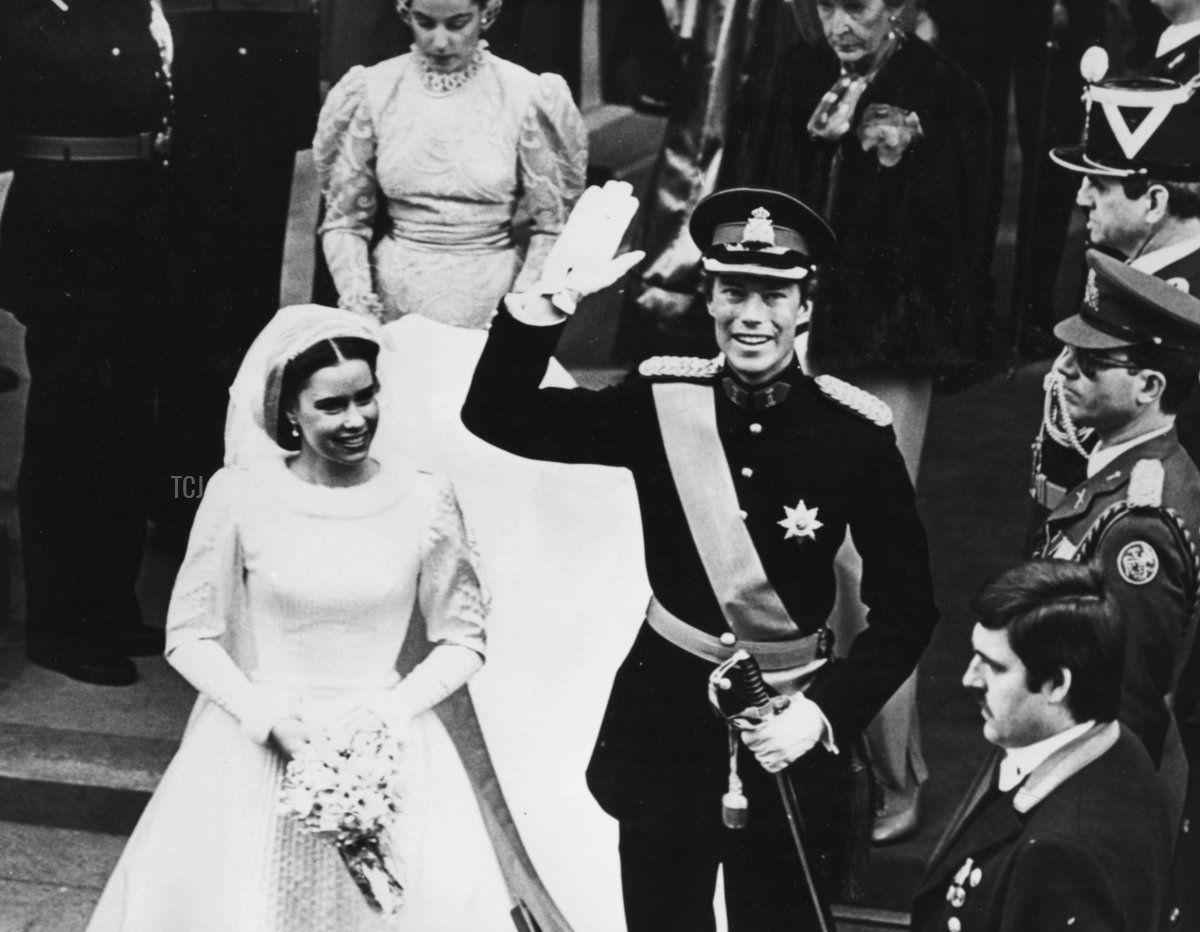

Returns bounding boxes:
[223,305,392,470]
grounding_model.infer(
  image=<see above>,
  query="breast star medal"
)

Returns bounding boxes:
[778,500,823,542]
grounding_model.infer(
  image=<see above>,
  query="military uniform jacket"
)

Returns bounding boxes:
[911,725,1172,932]
[1038,430,1200,764]
[1147,249,1200,473]
[462,310,940,824]
[0,0,173,319]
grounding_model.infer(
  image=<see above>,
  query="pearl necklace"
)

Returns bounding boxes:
[414,40,487,95]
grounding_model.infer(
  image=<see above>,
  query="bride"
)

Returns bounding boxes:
[87,305,571,931]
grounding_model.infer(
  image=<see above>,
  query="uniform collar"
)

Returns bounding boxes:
[721,356,802,410]
[1047,428,1178,524]
[1129,232,1200,276]
[1157,21,1200,59]
[999,721,1095,792]
[1087,422,1173,477]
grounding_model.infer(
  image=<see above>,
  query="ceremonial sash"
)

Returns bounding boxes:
[651,381,803,643]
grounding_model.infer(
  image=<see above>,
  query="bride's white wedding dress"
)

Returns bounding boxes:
[88,461,518,931]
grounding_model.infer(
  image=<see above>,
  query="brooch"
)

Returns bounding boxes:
[778,500,823,542]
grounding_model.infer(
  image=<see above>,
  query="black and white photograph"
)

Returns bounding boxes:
[1,0,1199,929]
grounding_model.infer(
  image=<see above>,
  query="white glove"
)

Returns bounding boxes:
[532,180,644,312]
[739,693,831,774]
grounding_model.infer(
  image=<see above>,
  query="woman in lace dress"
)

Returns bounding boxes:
[314,0,586,326]
[87,305,571,932]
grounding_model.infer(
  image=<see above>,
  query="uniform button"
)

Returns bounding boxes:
[238,46,248,56]
[1171,907,1181,925]
[111,47,121,56]
[1183,817,1191,835]
[948,918,962,932]
[738,510,747,521]
[740,467,753,478]
[719,632,736,647]
[749,423,762,435]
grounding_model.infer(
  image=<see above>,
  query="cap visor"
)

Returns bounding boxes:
[1053,315,1138,349]
[702,258,809,281]
[1048,146,1136,178]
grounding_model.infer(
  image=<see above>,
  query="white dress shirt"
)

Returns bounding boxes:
[999,720,1096,791]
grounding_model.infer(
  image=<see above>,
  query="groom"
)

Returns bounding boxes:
[463,185,939,930]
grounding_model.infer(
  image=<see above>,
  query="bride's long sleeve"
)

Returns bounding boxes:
[369,476,487,725]
[314,66,383,319]
[165,469,296,744]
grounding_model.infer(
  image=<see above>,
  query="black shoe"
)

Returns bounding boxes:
[115,625,166,657]
[27,649,138,687]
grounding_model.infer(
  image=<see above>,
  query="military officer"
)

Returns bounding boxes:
[1032,66,1200,568]
[463,185,940,931]
[1033,251,1200,931]
[0,0,176,685]
[912,560,1172,932]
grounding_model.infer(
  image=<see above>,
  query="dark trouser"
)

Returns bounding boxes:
[3,161,176,661]
[617,758,849,932]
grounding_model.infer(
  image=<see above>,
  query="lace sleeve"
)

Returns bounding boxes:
[513,73,589,292]
[416,475,488,656]
[365,476,487,726]
[314,66,383,318]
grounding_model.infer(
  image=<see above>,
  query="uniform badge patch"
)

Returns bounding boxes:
[1117,541,1159,585]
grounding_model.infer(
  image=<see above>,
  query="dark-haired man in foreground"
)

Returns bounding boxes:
[912,560,1171,932]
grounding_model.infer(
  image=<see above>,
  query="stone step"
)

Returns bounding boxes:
[0,821,126,932]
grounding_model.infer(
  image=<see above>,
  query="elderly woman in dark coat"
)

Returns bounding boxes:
[739,0,992,843]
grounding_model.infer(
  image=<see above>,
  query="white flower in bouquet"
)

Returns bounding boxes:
[280,725,407,914]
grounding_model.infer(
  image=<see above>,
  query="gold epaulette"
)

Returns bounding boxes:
[1127,459,1165,508]
[638,355,722,379]
[814,375,893,427]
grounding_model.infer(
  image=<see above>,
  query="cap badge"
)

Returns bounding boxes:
[742,207,777,247]
[1084,269,1100,312]
[778,499,822,542]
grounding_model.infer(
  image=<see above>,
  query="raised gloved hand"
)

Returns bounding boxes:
[738,692,829,774]
[531,180,644,313]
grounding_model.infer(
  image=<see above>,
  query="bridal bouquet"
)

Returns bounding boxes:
[280,726,407,914]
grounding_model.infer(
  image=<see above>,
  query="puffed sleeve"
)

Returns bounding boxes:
[165,469,298,744]
[366,476,487,727]
[314,65,384,318]
[512,72,588,292]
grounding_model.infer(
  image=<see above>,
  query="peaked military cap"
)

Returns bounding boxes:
[689,187,835,282]
[1055,250,1200,352]
[1050,51,1200,182]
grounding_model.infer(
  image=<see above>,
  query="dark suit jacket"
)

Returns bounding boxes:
[462,309,939,828]
[912,724,1172,932]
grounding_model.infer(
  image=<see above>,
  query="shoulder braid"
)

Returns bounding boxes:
[638,356,722,380]
[814,374,893,427]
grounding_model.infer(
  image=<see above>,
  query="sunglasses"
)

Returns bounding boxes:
[1067,346,1142,380]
